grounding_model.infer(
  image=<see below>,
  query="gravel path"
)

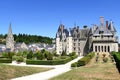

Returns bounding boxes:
[11,56,83,80]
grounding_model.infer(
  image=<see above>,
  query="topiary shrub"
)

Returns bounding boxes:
[103,57,108,63]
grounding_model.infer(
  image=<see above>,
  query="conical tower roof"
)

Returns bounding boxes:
[8,23,13,36]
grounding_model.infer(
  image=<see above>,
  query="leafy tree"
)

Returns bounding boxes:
[0,34,52,44]
[47,52,53,60]
[27,51,33,59]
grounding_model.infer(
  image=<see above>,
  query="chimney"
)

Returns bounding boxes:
[100,16,104,25]
[106,21,108,29]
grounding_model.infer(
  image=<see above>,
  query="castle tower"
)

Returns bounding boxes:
[6,23,14,51]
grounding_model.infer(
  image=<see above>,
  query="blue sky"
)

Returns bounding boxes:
[0,0,120,42]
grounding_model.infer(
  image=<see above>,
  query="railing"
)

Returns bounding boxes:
[92,37,118,42]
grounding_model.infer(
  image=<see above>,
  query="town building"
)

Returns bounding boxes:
[56,17,118,56]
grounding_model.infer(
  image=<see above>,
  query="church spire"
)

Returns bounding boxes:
[8,22,13,36]
[6,22,14,51]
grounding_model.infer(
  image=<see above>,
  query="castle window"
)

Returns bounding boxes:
[95,46,97,52]
[78,43,80,46]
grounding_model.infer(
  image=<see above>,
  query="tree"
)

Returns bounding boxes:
[27,51,33,59]
[47,52,53,60]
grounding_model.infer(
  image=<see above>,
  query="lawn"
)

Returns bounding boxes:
[0,64,52,80]
[50,54,120,80]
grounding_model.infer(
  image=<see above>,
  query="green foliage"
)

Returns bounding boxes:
[71,52,95,67]
[87,52,95,59]
[0,59,12,63]
[38,53,45,60]
[53,52,60,57]
[69,52,76,57]
[70,55,78,60]
[71,62,78,67]
[0,34,52,44]
[111,52,120,73]
[2,52,9,58]
[47,52,53,60]
[61,50,67,56]
[78,56,90,66]
[27,51,33,59]
[41,49,46,53]
[2,52,15,59]
[26,57,71,65]
[22,51,28,58]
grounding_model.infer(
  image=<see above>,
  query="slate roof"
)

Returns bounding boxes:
[93,25,113,36]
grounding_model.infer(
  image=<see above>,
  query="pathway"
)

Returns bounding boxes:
[11,56,83,80]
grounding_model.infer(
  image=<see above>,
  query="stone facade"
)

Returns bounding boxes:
[6,23,14,51]
[56,17,119,56]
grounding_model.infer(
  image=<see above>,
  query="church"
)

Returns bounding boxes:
[55,17,118,56]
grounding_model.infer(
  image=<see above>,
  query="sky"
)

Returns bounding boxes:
[0,0,120,42]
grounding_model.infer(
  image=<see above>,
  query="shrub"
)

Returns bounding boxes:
[53,52,60,57]
[16,56,24,62]
[61,50,67,56]
[70,55,78,60]
[87,52,95,59]
[27,51,33,59]
[12,55,24,62]
[47,52,53,60]
[71,62,78,67]
[103,57,108,63]
[112,52,120,73]
[71,52,95,67]
[69,52,76,56]
[26,57,72,65]
[77,56,90,66]
[0,58,12,63]
[37,53,45,60]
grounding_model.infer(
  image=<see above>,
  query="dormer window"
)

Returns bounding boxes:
[99,31,104,34]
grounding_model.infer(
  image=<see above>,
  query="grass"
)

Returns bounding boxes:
[50,53,120,80]
[0,64,52,80]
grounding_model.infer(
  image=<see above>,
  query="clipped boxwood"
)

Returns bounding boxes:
[71,62,78,67]
[70,55,78,60]
[0,59,12,63]
[71,52,95,67]
[87,52,95,59]
[26,57,72,65]
[78,56,90,66]
[112,52,120,73]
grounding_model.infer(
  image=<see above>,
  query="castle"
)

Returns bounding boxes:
[55,17,118,56]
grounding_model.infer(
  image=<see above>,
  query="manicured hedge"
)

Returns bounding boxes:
[87,52,95,59]
[71,62,78,67]
[77,56,90,66]
[26,57,72,65]
[26,55,78,65]
[112,52,120,73]
[0,59,12,63]
[71,52,95,67]
[70,55,78,60]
